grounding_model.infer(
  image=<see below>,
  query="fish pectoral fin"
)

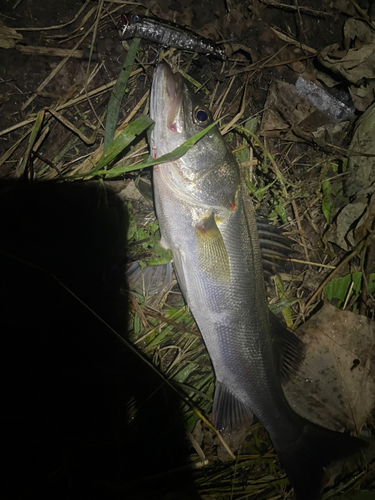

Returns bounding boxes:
[270,312,305,382]
[212,381,253,432]
[195,213,230,282]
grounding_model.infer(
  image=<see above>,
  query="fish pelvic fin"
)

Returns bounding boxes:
[211,381,253,432]
[275,418,367,500]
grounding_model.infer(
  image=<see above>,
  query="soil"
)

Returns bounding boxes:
[0,0,351,164]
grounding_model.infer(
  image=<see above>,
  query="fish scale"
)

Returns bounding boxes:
[150,61,366,500]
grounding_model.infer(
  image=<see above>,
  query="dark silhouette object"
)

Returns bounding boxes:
[0,180,196,500]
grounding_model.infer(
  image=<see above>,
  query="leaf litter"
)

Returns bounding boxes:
[1,0,375,498]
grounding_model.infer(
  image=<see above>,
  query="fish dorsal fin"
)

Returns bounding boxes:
[270,312,305,382]
[255,215,293,280]
[212,381,253,432]
[195,213,230,282]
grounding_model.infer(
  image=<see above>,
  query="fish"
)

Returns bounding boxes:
[149,62,366,500]
[120,13,226,60]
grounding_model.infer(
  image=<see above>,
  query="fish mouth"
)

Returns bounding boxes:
[151,62,184,136]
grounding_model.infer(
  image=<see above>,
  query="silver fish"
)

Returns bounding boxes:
[150,62,365,500]
[120,14,226,60]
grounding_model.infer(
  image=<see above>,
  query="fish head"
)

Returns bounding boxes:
[150,62,239,208]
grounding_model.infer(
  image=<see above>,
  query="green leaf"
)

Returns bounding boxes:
[145,243,172,267]
[244,116,258,134]
[235,117,257,164]
[245,176,258,196]
[244,168,277,202]
[269,297,298,315]
[94,114,153,173]
[235,146,249,164]
[323,272,367,302]
[369,273,375,294]
[134,312,141,336]
[352,271,363,294]
[323,274,352,302]
[274,204,287,223]
[273,275,293,328]
[145,308,190,350]
[173,363,197,383]
[342,156,348,172]
[181,71,209,94]
[104,38,141,151]
[17,109,45,177]
[254,179,276,202]
[94,116,221,176]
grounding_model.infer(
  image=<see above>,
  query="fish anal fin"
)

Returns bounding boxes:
[270,312,305,382]
[212,381,253,432]
[195,213,230,282]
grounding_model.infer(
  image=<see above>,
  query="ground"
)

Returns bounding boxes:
[1,0,375,499]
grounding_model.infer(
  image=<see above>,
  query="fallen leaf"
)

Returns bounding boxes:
[345,102,375,198]
[284,303,375,433]
[260,80,324,142]
[334,0,357,16]
[353,189,375,245]
[260,79,353,146]
[349,81,375,112]
[325,199,368,250]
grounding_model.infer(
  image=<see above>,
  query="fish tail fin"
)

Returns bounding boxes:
[275,418,366,500]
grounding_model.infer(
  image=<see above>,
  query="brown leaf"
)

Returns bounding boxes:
[284,303,375,433]
[260,80,318,142]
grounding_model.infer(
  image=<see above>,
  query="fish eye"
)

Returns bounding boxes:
[194,108,209,126]
[131,14,140,22]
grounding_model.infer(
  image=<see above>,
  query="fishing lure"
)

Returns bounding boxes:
[120,13,226,60]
